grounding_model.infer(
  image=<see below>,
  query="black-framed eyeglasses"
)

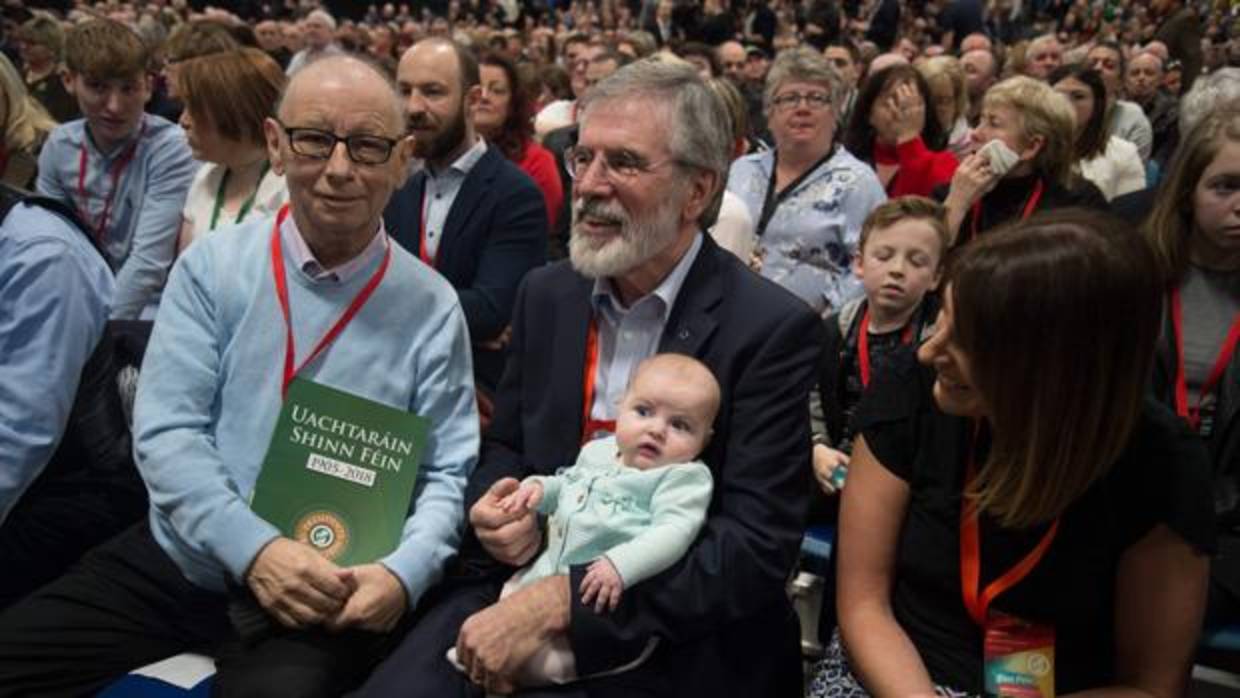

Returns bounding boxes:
[276,121,401,165]
[563,145,680,182]
[771,91,832,110]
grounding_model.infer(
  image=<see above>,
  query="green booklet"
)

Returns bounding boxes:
[251,377,430,566]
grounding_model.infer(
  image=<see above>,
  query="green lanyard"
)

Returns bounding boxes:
[209,161,270,231]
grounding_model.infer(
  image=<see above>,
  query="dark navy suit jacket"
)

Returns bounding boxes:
[383,146,547,390]
[460,235,826,696]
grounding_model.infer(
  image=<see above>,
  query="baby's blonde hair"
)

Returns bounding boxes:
[630,353,722,427]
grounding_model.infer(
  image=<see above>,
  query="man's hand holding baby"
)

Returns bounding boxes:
[499,480,544,514]
[471,478,543,567]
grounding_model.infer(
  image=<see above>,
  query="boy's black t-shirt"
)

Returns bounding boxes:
[820,295,939,453]
[835,325,913,452]
[853,353,1216,694]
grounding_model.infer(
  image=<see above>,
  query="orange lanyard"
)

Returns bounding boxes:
[1170,286,1240,432]
[580,318,615,444]
[960,424,1059,626]
[968,178,1043,243]
[857,307,915,388]
[270,204,391,397]
[417,188,437,268]
[76,121,146,243]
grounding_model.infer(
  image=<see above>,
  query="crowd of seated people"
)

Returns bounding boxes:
[0,0,1237,696]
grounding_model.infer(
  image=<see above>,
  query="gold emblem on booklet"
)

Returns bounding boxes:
[294,510,350,561]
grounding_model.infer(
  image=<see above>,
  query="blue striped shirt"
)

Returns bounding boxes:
[588,233,704,421]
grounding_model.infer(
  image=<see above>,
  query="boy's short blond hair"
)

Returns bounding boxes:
[65,19,152,80]
[858,196,950,261]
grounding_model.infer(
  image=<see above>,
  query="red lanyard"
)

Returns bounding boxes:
[969,178,1043,243]
[580,318,616,444]
[857,308,915,388]
[418,188,437,268]
[960,424,1059,626]
[270,204,392,397]
[77,121,146,243]
[1170,287,1240,432]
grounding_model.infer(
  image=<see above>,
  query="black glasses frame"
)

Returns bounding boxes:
[275,121,401,165]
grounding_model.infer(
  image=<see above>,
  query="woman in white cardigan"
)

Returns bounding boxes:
[1051,64,1146,201]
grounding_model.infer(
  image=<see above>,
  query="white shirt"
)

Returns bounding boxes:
[709,190,757,262]
[534,100,576,141]
[181,162,288,247]
[1078,136,1146,201]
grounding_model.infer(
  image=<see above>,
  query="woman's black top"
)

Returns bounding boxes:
[937,173,1108,246]
[854,353,1215,694]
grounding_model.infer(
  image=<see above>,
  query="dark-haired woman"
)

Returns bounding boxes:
[474,51,563,230]
[1051,64,1145,201]
[842,64,958,198]
[810,210,1214,697]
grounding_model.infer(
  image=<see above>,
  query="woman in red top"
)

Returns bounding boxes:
[474,51,563,230]
[842,64,958,198]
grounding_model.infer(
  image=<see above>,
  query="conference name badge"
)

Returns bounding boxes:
[983,612,1055,698]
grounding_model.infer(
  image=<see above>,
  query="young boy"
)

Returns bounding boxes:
[452,353,719,686]
[812,196,948,495]
[37,19,196,320]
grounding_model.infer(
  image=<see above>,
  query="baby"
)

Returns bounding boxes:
[457,353,719,686]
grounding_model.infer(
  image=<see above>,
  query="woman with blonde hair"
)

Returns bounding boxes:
[941,76,1104,244]
[174,48,287,249]
[1144,107,1240,627]
[15,14,77,122]
[811,209,1214,697]
[917,55,972,159]
[0,52,57,189]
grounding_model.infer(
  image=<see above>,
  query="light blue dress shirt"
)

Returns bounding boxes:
[0,203,113,524]
[133,211,479,603]
[37,114,197,320]
[421,138,487,259]
[726,148,886,316]
[588,233,704,421]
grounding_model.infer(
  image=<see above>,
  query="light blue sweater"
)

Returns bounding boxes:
[133,213,478,607]
[519,436,713,589]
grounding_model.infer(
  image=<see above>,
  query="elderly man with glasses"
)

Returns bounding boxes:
[0,54,479,698]
[357,58,824,698]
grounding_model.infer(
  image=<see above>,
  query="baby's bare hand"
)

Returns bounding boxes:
[579,558,624,613]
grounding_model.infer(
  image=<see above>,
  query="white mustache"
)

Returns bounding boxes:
[574,198,627,226]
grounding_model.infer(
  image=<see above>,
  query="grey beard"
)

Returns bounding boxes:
[569,192,685,279]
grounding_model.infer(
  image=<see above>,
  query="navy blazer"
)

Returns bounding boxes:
[462,234,825,696]
[383,145,547,390]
